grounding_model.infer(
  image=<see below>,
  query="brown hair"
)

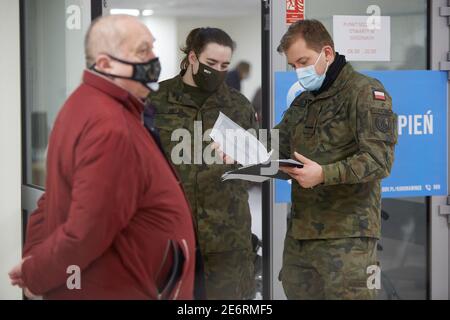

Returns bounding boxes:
[236,61,250,73]
[180,27,236,70]
[277,19,334,54]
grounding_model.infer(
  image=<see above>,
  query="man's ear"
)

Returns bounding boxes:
[94,54,113,71]
[324,46,335,62]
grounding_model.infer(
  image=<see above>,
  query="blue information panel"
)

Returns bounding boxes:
[274,70,448,203]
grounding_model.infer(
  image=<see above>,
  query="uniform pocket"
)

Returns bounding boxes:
[196,180,252,254]
[319,100,346,125]
[155,113,192,162]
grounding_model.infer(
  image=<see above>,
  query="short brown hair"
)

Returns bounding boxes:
[277,19,334,54]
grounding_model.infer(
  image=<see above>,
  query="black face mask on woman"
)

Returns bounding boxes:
[91,55,161,92]
[192,57,227,93]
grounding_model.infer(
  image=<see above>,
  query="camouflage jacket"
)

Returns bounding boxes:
[150,75,259,254]
[274,63,398,240]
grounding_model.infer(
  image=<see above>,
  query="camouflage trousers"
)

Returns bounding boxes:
[203,250,256,300]
[280,235,379,300]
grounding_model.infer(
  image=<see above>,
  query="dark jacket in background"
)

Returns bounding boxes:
[225,69,241,92]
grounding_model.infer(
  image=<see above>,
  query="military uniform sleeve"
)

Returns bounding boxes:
[322,83,398,185]
[236,94,262,158]
[241,96,259,132]
[271,107,295,159]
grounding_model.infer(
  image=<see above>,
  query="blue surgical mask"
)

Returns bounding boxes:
[295,50,329,91]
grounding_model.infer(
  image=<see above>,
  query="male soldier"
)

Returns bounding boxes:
[147,28,259,299]
[274,19,398,299]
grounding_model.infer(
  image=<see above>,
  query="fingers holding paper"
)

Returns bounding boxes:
[280,152,324,188]
[211,142,236,165]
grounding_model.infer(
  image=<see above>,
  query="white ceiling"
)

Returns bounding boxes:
[105,0,260,18]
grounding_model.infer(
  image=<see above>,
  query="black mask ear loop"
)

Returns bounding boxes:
[191,54,200,76]
[89,61,160,92]
[89,63,130,80]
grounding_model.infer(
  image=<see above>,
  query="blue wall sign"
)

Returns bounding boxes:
[275,70,448,203]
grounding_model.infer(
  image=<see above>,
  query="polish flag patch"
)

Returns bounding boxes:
[373,90,386,101]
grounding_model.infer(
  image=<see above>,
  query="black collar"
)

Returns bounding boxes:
[312,52,347,96]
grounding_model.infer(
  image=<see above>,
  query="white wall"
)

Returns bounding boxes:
[141,16,179,82]
[176,15,262,102]
[0,0,23,300]
[65,0,92,96]
[142,14,262,101]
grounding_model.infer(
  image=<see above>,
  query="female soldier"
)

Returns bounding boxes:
[148,27,259,300]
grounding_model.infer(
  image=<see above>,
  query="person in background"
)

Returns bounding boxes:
[8,15,196,300]
[147,27,259,300]
[225,61,250,92]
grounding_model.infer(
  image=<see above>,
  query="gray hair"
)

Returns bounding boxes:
[84,15,136,68]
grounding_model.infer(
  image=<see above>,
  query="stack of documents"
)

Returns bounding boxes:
[221,159,304,182]
[210,112,303,182]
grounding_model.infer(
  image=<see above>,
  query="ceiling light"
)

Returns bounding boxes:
[142,9,154,16]
[110,9,140,16]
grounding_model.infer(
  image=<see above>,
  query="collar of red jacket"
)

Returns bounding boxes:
[83,70,145,118]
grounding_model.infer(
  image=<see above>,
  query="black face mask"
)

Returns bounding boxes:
[192,58,227,93]
[91,55,161,92]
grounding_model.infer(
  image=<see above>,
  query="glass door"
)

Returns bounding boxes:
[102,0,265,299]
[20,0,101,246]
[267,0,438,300]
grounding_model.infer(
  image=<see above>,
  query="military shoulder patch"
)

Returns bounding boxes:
[373,90,386,101]
[375,115,391,133]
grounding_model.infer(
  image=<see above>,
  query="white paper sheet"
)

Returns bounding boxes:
[333,15,391,62]
[210,112,271,166]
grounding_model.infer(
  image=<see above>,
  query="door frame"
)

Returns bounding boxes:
[265,0,448,300]
[429,0,450,300]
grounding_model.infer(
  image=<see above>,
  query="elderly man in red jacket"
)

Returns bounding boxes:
[8,14,196,300]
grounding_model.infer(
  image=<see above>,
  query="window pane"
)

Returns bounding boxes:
[306,0,429,299]
[379,198,428,299]
[305,0,427,70]
[23,0,90,187]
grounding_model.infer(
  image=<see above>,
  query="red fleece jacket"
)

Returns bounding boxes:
[22,70,196,300]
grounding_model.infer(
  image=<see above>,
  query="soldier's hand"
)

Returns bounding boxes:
[280,152,324,188]
[211,142,236,164]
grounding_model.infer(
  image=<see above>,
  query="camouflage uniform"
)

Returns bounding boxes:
[150,75,259,300]
[274,63,397,299]
[280,236,379,299]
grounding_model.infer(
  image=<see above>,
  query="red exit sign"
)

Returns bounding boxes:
[286,0,305,24]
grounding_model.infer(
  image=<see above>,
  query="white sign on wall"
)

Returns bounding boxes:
[333,15,391,61]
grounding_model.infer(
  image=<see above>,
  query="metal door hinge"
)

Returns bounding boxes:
[438,197,450,224]
[439,4,450,78]
[440,6,450,19]
[439,52,450,78]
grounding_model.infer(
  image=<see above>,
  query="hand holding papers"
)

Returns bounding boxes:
[209,112,303,182]
[221,159,304,182]
[210,112,271,166]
